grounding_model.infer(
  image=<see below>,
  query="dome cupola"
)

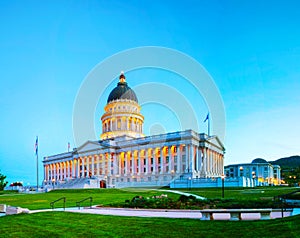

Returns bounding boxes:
[100,72,144,140]
[107,72,138,103]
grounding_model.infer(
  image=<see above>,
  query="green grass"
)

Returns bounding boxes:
[174,186,300,200]
[0,212,299,238]
[0,188,179,210]
[1,187,298,210]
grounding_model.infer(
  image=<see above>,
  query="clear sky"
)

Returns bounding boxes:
[0,0,299,186]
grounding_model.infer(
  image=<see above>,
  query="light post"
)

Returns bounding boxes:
[188,177,192,191]
[252,171,256,187]
[221,174,225,198]
[239,166,244,177]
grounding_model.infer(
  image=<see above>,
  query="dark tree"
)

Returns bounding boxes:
[0,171,8,191]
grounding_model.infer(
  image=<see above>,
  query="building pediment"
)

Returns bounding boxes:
[206,136,225,152]
[75,141,102,154]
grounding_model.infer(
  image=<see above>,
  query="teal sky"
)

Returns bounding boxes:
[0,0,299,185]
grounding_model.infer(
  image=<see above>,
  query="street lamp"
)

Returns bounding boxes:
[188,177,192,191]
[221,174,225,198]
[252,171,256,187]
[239,166,244,177]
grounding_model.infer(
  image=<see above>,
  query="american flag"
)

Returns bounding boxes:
[35,136,38,155]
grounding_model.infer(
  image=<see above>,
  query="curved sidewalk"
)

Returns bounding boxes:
[68,207,201,219]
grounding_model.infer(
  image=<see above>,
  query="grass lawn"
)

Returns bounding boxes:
[0,187,298,210]
[174,186,300,200]
[0,188,180,210]
[0,212,299,238]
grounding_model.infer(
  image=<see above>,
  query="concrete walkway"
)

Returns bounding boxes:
[69,207,202,219]
[157,189,206,200]
[29,207,201,219]
[28,207,296,220]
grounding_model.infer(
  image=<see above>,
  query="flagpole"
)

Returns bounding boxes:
[208,115,210,137]
[204,113,210,137]
[36,149,39,190]
[36,136,39,191]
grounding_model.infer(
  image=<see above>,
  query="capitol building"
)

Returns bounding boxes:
[43,73,225,189]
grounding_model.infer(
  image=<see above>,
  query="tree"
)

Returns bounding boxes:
[0,171,8,191]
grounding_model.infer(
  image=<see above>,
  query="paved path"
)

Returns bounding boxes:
[157,189,206,200]
[68,207,202,219]
[29,207,201,219]
[29,207,296,220]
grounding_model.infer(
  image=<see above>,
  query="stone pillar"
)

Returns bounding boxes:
[118,153,122,175]
[145,149,149,174]
[205,148,209,177]
[177,145,181,174]
[169,146,173,173]
[191,145,195,172]
[80,157,84,177]
[186,145,190,173]
[196,147,200,172]
[100,154,104,175]
[44,165,47,182]
[64,162,67,179]
[160,148,164,174]
[91,156,94,176]
[96,155,99,176]
[76,159,80,178]
[124,152,128,175]
[53,164,56,180]
[152,149,156,174]
[132,151,136,175]
[138,150,141,175]
[71,160,74,178]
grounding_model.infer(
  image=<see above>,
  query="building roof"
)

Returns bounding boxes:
[251,158,268,164]
[107,73,138,103]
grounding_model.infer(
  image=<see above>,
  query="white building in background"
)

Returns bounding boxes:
[43,73,225,189]
[224,158,281,186]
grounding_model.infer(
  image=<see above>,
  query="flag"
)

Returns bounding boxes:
[204,113,209,122]
[35,136,38,155]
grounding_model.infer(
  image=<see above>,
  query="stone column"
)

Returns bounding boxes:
[190,145,195,173]
[80,157,84,177]
[44,165,47,182]
[169,146,172,173]
[177,145,181,174]
[64,162,67,179]
[152,149,156,174]
[196,147,200,172]
[124,152,128,175]
[53,164,56,180]
[118,153,122,175]
[95,155,99,176]
[137,150,141,175]
[145,149,149,174]
[76,159,80,178]
[132,151,136,175]
[205,148,209,177]
[160,148,164,174]
[186,145,190,173]
[71,160,74,178]
[90,156,94,176]
[100,154,104,175]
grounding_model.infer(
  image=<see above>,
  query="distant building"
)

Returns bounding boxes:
[43,73,225,189]
[224,158,281,186]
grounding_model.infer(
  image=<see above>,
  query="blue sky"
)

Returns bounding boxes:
[0,0,299,185]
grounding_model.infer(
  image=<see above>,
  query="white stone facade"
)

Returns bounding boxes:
[43,130,225,188]
[224,162,281,186]
[43,73,225,188]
